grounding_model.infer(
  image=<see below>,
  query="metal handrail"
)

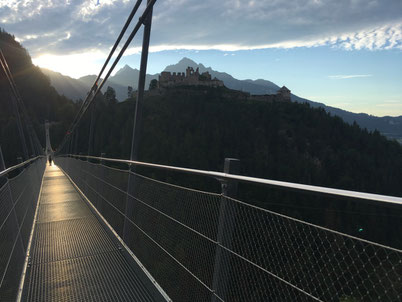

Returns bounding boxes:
[59,154,402,206]
[0,156,44,178]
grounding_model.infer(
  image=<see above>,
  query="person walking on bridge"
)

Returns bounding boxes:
[48,155,52,166]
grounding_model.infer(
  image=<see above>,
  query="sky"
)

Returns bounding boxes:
[1,0,402,116]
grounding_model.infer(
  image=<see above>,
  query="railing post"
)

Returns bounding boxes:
[211,158,240,301]
[123,0,153,242]
[222,158,240,197]
[95,153,107,211]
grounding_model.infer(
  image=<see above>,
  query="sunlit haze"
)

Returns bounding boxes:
[33,52,107,78]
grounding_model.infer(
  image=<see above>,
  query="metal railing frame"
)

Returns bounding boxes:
[55,154,402,302]
[60,154,402,206]
[0,156,45,178]
[0,155,46,300]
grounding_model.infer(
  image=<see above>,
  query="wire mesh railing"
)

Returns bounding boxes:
[0,157,46,301]
[56,156,401,302]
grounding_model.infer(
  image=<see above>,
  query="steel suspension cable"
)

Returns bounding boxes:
[0,49,43,156]
[62,0,142,142]
[94,0,157,96]
[62,0,156,152]
[57,0,152,154]
[92,0,143,91]
[0,49,29,159]
[70,0,156,135]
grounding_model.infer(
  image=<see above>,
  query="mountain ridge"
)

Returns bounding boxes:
[41,68,89,101]
[41,58,402,143]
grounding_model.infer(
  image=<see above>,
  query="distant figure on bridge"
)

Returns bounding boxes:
[48,155,52,166]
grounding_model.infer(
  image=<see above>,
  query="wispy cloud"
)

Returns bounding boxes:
[1,0,402,55]
[328,74,373,79]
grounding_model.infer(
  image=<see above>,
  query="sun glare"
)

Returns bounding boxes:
[32,52,105,78]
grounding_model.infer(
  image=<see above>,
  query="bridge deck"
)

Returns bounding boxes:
[21,164,166,302]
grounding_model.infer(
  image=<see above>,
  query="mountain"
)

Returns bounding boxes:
[77,74,97,87]
[43,58,402,143]
[110,64,159,90]
[41,68,89,101]
[104,64,158,100]
[41,71,129,101]
[318,106,402,142]
[291,96,402,144]
[43,65,158,101]
[77,74,128,102]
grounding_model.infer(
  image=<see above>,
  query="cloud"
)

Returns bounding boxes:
[1,0,402,57]
[328,74,373,79]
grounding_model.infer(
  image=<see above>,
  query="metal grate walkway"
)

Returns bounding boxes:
[21,164,167,302]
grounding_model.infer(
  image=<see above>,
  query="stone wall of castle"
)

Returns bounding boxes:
[157,67,291,103]
[158,67,224,88]
[249,86,291,103]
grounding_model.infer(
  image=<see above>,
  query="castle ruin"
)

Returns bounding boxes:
[156,66,291,103]
[158,67,224,88]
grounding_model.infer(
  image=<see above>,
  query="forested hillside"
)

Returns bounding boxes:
[67,85,402,248]
[75,86,402,197]
[0,29,77,166]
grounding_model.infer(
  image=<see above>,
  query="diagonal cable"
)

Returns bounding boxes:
[58,0,156,154]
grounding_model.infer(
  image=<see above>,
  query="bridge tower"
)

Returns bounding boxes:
[45,120,53,156]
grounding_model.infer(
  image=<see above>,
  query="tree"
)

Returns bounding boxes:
[105,86,117,105]
[149,79,158,90]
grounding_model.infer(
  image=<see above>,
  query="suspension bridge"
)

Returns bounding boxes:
[1,0,401,301]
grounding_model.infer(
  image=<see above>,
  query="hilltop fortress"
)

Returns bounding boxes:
[155,66,291,103]
[158,67,224,88]
[249,86,291,102]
